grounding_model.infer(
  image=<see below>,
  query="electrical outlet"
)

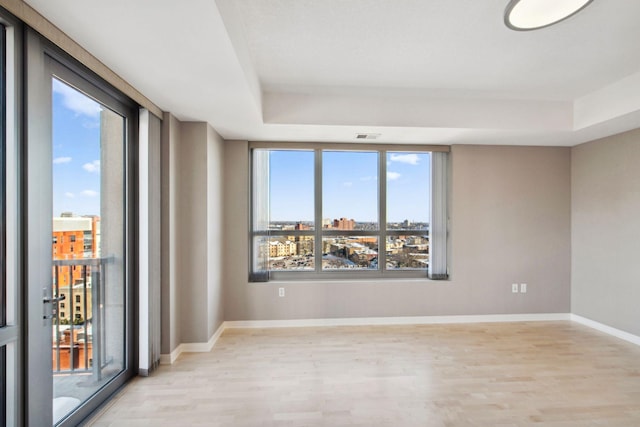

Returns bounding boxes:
[520,283,527,293]
[512,283,519,293]
[278,287,285,297]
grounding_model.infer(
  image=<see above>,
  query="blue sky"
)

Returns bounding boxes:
[52,78,102,217]
[269,150,430,223]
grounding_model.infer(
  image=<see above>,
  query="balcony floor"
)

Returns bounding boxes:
[53,368,120,424]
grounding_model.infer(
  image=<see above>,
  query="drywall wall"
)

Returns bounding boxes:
[161,113,181,354]
[223,143,571,320]
[174,122,225,343]
[206,124,225,338]
[572,128,640,336]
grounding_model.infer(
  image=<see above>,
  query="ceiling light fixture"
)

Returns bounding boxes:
[504,0,594,31]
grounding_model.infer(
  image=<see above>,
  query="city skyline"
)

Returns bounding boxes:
[259,234,430,272]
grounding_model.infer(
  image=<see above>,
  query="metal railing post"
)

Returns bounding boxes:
[91,263,102,382]
[68,266,75,372]
[82,265,89,370]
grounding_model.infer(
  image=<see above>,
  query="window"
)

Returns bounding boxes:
[75,295,80,303]
[70,235,76,243]
[250,144,449,280]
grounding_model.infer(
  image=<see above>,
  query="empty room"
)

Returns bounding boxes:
[1,0,639,426]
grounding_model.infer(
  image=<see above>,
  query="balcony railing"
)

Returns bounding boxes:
[52,258,107,381]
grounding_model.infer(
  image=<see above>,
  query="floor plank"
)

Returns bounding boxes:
[87,321,640,426]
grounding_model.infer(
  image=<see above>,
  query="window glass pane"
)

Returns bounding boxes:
[323,151,378,230]
[51,78,126,419]
[386,152,430,271]
[385,235,429,270]
[269,150,314,230]
[268,236,315,271]
[322,236,378,270]
[386,152,430,231]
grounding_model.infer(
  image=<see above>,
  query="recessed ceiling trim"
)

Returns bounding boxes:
[504,0,594,31]
[264,91,572,131]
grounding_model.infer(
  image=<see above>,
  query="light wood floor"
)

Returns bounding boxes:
[87,322,640,426]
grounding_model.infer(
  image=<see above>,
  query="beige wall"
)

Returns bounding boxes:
[161,113,181,354]
[571,128,640,335]
[223,143,572,321]
[206,125,225,338]
[171,121,225,344]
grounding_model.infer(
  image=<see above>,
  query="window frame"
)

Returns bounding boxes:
[0,21,6,426]
[249,142,449,281]
[0,12,21,426]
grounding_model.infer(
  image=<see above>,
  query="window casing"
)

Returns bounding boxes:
[250,143,449,281]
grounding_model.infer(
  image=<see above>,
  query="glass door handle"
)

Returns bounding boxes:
[43,294,65,319]
[43,294,66,304]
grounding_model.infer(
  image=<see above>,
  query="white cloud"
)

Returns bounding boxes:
[64,192,75,198]
[82,121,100,129]
[81,190,98,197]
[53,156,72,164]
[389,153,420,165]
[83,160,101,173]
[52,79,102,118]
[387,172,401,181]
[343,181,353,187]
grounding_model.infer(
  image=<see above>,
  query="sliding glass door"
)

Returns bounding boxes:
[25,30,136,426]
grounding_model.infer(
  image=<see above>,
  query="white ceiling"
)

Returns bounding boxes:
[23,0,640,146]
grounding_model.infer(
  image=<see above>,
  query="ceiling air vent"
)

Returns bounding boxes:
[355,133,380,140]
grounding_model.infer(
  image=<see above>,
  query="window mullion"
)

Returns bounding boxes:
[379,150,387,273]
[314,148,322,274]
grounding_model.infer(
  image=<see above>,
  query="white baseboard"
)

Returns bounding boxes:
[570,314,640,346]
[160,321,226,365]
[224,313,570,329]
[159,345,183,365]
